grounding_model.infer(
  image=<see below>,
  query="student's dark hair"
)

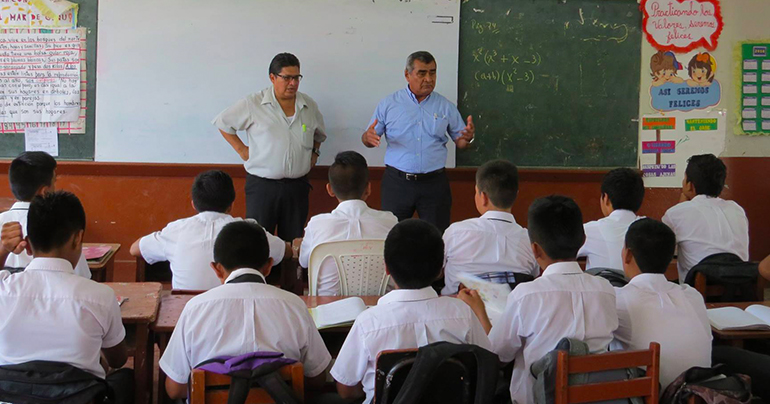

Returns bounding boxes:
[27,191,85,253]
[8,151,57,201]
[684,154,726,197]
[191,170,236,213]
[624,218,676,274]
[476,159,519,209]
[406,51,436,72]
[384,219,443,289]
[600,168,645,212]
[329,151,369,200]
[213,221,270,272]
[269,53,300,76]
[527,195,585,260]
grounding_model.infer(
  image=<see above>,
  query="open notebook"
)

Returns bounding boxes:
[707,305,770,331]
[457,272,511,326]
[309,297,368,330]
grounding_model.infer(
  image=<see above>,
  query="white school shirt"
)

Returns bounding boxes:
[139,212,286,291]
[212,86,327,180]
[577,209,641,271]
[613,273,712,388]
[330,287,491,404]
[159,268,332,384]
[0,202,91,279]
[299,200,398,296]
[441,211,539,295]
[489,262,618,404]
[0,258,125,378]
[662,195,749,282]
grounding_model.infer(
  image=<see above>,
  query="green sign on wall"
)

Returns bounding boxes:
[738,43,770,135]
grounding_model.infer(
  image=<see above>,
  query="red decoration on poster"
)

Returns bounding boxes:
[641,0,723,53]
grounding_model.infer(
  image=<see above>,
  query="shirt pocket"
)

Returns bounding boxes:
[432,116,449,140]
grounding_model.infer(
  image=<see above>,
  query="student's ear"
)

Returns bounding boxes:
[531,242,543,260]
[622,246,634,265]
[259,258,274,278]
[211,262,227,284]
[361,182,372,201]
[269,73,277,85]
[72,229,84,249]
[325,183,335,198]
[225,202,234,214]
[190,200,197,212]
[404,69,410,81]
[35,184,50,197]
[24,236,32,256]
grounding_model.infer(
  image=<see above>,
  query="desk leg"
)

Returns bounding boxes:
[157,333,170,404]
[134,324,153,404]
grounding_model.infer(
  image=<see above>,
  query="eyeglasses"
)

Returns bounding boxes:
[275,74,303,83]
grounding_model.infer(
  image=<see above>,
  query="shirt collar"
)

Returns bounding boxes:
[692,195,721,203]
[261,85,307,110]
[608,209,638,221]
[333,199,369,215]
[405,85,431,104]
[541,261,583,277]
[9,201,30,211]
[24,257,76,274]
[224,268,266,284]
[627,273,674,291]
[378,286,438,305]
[481,210,515,223]
[195,211,233,221]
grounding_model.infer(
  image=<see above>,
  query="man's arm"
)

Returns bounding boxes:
[129,238,142,257]
[337,381,365,401]
[454,116,475,149]
[165,378,188,400]
[1,222,26,264]
[457,289,492,334]
[102,340,128,369]
[311,140,321,167]
[362,119,380,148]
[760,255,770,281]
[220,130,249,161]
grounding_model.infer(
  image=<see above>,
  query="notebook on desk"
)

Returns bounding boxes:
[309,297,369,330]
[708,305,770,331]
[84,245,112,261]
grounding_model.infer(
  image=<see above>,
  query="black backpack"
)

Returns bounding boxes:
[0,361,109,404]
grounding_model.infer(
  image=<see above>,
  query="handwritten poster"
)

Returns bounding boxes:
[0,32,81,123]
[641,0,723,52]
[0,0,77,29]
[649,50,721,112]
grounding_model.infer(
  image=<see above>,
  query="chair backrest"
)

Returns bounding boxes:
[693,272,767,303]
[189,363,304,404]
[555,342,660,404]
[307,239,388,296]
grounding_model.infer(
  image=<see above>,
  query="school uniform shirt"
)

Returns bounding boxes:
[489,262,618,404]
[159,268,332,384]
[330,287,491,404]
[441,211,539,295]
[577,209,641,271]
[299,200,398,296]
[0,202,91,279]
[212,85,327,180]
[662,195,749,282]
[613,273,712,388]
[0,257,125,379]
[139,212,286,291]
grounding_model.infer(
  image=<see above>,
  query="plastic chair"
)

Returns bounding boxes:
[307,239,389,296]
[189,363,304,404]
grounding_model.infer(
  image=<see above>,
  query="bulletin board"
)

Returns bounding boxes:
[736,42,770,135]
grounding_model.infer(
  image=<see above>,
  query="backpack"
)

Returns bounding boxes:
[684,253,759,302]
[0,361,109,404]
[660,365,753,404]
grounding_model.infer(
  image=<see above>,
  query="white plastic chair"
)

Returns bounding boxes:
[308,239,389,296]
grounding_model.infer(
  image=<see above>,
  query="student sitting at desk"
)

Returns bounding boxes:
[613,218,712,388]
[441,159,538,295]
[159,221,331,400]
[0,151,91,278]
[331,219,491,404]
[130,170,289,291]
[299,151,397,295]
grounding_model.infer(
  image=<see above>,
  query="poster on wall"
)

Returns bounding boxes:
[0,0,77,29]
[649,50,721,112]
[640,111,726,188]
[641,0,723,52]
[736,42,770,136]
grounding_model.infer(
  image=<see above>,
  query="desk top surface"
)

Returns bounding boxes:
[106,282,162,324]
[707,301,770,339]
[84,243,121,270]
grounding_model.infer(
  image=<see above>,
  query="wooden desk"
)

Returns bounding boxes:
[107,282,162,404]
[707,301,770,348]
[85,243,120,282]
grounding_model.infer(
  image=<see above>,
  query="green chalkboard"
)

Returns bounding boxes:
[457,0,642,168]
[0,0,96,160]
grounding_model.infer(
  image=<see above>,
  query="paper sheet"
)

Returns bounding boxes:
[0,0,77,29]
[24,126,58,155]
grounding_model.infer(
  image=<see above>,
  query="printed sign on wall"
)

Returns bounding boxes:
[649,50,721,112]
[641,0,723,53]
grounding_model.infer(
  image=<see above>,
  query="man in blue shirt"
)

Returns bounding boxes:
[362,51,475,231]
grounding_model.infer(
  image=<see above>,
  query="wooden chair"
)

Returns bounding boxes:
[555,342,660,404]
[189,363,304,404]
[693,272,767,302]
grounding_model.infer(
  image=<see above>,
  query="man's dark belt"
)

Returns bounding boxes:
[386,166,445,181]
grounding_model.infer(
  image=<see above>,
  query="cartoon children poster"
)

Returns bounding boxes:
[650,50,722,112]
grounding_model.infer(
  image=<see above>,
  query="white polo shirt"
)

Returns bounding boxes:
[613,273,712,388]
[489,262,618,404]
[139,212,286,291]
[441,211,539,295]
[662,195,749,282]
[159,268,332,384]
[577,209,641,271]
[212,86,327,180]
[330,287,491,404]
[0,257,125,378]
[299,200,398,296]
[0,202,91,279]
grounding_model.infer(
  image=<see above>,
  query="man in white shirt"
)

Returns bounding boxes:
[442,159,538,295]
[299,151,397,295]
[0,152,90,278]
[662,154,749,282]
[0,192,128,391]
[578,168,644,272]
[160,221,332,401]
[613,218,712,388]
[331,219,491,404]
[130,170,288,291]
[460,196,618,404]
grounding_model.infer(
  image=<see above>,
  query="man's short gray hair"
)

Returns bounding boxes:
[406,51,436,72]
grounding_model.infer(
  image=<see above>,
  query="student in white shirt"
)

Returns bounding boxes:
[613,218,712,388]
[441,159,538,295]
[460,196,618,404]
[299,151,397,295]
[331,219,491,404]
[130,170,289,291]
[662,154,749,282]
[0,192,129,394]
[0,152,91,278]
[160,221,332,401]
[577,168,644,272]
